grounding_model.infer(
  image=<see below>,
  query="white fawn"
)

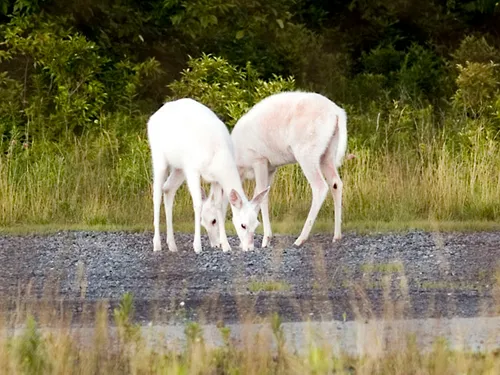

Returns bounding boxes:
[147,98,269,254]
[228,91,350,247]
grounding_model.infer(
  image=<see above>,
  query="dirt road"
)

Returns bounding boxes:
[0,230,499,325]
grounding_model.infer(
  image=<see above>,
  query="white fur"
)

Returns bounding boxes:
[229,91,348,247]
[147,98,269,253]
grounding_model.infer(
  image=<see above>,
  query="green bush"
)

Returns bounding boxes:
[452,61,499,118]
[0,13,161,140]
[353,43,452,106]
[167,53,296,127]
[346,73,389,108]
[451,34,500,65]
[362,45,404,76]
[0,72,23,143]
[397,43,451,105]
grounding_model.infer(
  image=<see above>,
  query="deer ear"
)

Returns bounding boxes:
[229,189,243,209]
[201,187,207,201]
[251,186,270,210]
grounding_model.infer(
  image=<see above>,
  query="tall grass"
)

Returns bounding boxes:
[1,294,499,375]
[1,108,499,231]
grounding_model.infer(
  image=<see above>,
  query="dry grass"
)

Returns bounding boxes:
[1,288,499,374]
[1,122,499,235]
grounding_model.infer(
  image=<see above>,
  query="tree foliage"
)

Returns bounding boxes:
[168,53,295,127]
[0,0,499,142]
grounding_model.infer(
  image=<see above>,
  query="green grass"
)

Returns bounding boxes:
[360,262,405,274]
[248,280,291,292]
[1,219,499,237]
[1,112,499,232]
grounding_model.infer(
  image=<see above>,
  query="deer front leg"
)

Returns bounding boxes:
[162,168,185,252]
[185,172,203,254]
[254,162,275,248]
[212,183,231,252]
[263,169,277,247]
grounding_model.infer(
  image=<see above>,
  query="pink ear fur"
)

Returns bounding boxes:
[229,189,243,209]
[251,186,270,207]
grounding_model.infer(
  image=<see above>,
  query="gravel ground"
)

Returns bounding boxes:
[0,230,499,325]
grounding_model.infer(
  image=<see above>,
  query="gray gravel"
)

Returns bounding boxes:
[0,230,499,325]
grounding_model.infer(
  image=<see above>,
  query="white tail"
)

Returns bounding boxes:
[147,98,269,253]
[229,91,349,247]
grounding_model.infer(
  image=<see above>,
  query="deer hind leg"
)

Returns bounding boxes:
[211,183,232,252]
[152,159,168,252]
[321,141,343,242]
[320,161,343,242]
[261,168,277,248]
[162,168,185,252]
[294,155,329,247]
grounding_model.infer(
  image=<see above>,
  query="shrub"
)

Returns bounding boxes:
[397,43,451,105]
[0,72,23,144]
[452,61,499,117]
[362,44,404,79]
[346,73,389,108]
[0,13,161,140]
[451,34,500,65]
[167,53,296,127]
[355,43,451,106]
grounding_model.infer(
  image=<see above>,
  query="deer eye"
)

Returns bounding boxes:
[211,219,217,225]
[241,224,247,230]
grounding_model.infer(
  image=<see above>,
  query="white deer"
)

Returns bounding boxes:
[147,98,270,254]
[227,91,350,248]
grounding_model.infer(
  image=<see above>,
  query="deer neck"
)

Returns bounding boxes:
[218,166,247,204]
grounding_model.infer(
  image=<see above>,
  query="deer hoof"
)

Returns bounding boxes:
[293,237,306,247]
[153,237,162,252]
[193,242,202,254]
[262,236,272,248]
